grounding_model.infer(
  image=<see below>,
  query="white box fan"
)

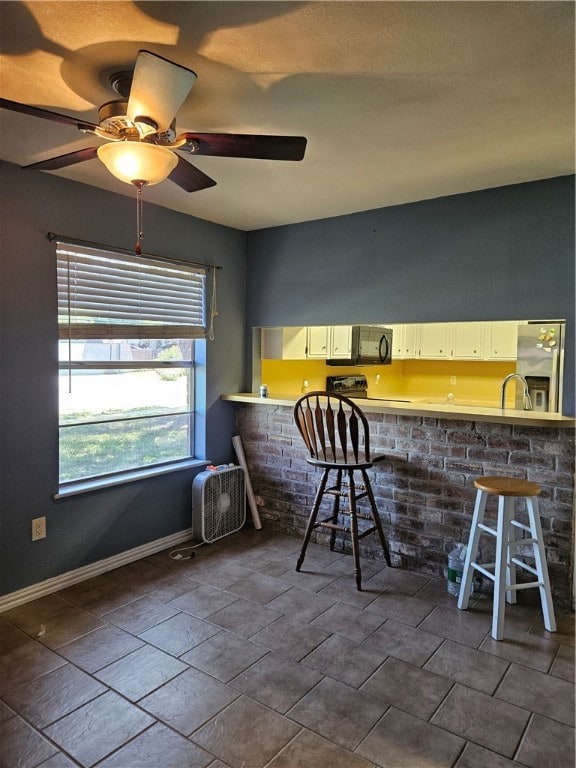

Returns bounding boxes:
[192,466,246,543]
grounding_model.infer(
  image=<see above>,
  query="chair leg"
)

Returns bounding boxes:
[329,469,343,551]
[506,511,518,605]
[458,489,487,610]
[526,496,556,633]
[296,468,329,572]
[362,468,391,567]
[347,470,362,590]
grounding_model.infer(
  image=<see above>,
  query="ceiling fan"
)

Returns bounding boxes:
[0,49,307,193]
[1,49,307,251]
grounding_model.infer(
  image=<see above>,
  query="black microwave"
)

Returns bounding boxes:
[327,325,393,366]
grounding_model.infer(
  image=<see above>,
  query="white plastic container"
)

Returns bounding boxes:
[447,543,467,596]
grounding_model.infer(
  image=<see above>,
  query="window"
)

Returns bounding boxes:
[57,241,207,485]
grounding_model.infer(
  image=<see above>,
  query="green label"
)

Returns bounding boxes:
[447,567,462,584]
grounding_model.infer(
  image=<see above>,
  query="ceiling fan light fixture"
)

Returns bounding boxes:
[97,141,177,185]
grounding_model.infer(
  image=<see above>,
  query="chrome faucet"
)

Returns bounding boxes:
[500,373,532,410]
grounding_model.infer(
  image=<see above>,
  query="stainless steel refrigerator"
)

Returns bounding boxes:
[515,321,565,413]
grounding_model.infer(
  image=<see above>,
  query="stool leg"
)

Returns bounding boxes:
[506,511,518,605]
[458,489,487,610]
[297,468,329,572]
[362,468,391,567]
[329,469,343,551]
[347,470,362,590]
[527,496,556,633]
[492,496,512,640]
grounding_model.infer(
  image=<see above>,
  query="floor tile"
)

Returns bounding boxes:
[310,600,384,642]
[0,640,67,692]
[0,701,14,723]
[364,567,431,596]
[243,552,296,577]
[360,656,453,719]
[455,742,518,768]
[167,584,238,619]
[418,605,492,648]
[231,651,322,713]
[181,630,269,682]
[356,706,465,768]
[287,676,387,750]
[251,615,330,660]
[365,590,435,626]
[103,595,179,634]
[184,561,255,590]
[479,632,559,673]
[139,667,238,736]
[226,571,292,603]
[58,575,141,616]
[138,611,220,656]
[495,662,575,726]
[277,565,340,593]
[528,610,576,647]
[0,618,32,654]
[424,638,509,694]
[36,752,80,767]
[33,606,106,649]
[515,713,576,768]
[207,598,282,638]
[2,662,106,728]
[431,683,530,757]
[0,715,58,767]
[95,722,213,767]
[43,690,154,767]
[317,575,381,609]
[549,643,575,682]
[363,618,443,666]
[139,569,200,602]
[267,728,375,768]
[301,633,386,688]
[192,695,300,768]
[2,594,72,634]
[56,624,144,673]
[94,644,187,701]
[266,586,337,623]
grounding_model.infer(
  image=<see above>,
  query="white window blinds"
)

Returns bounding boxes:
[57,242,207,339]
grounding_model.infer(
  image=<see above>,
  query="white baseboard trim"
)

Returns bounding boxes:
[0,528,194,613]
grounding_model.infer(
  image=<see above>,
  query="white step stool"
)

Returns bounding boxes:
[458,476,556,641]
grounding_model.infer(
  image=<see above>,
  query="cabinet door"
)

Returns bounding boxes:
[388,325,405,358]
[418,323,450,358]
[330,326,352,358]
[261,327,307,359]
[452,322,484,359]
[485,321,518,360]
[402,324,418,358]
[307,326,330,358]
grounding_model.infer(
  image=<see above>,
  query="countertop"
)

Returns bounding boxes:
[221,393,576,428]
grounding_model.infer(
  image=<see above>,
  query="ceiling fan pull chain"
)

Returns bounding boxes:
[134,181,145,254]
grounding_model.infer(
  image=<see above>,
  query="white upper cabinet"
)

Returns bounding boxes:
[418,323,451,359]
[452,322,485,360]
[307,326,330,358]
[330,326,352,358]
[261,327,308,359]
[485,321,519,360]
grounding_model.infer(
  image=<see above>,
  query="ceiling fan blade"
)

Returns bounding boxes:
[23,147,99,171]
[169,155,216,193]
[0,97,98,132]
[127,50,197,133]
[177,133,307,161]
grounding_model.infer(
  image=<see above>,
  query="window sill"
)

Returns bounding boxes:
[54,459,209,499]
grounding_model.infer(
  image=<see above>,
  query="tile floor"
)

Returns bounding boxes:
[0,529,574,768]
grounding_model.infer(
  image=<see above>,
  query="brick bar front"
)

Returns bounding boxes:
[233,403,575,610]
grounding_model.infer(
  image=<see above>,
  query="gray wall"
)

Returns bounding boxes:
[246,176,575,415]
[0,161,246,596]
[1,164,573,598]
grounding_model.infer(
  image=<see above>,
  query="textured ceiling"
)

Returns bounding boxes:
[0,1,574,230]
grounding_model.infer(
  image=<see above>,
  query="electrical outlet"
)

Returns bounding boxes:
[450,376,457,385]
[32,516,46,541]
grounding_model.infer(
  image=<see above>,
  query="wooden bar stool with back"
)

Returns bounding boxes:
[293,391,391,590]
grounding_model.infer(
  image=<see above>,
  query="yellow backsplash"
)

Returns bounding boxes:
[261,359,516,407]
